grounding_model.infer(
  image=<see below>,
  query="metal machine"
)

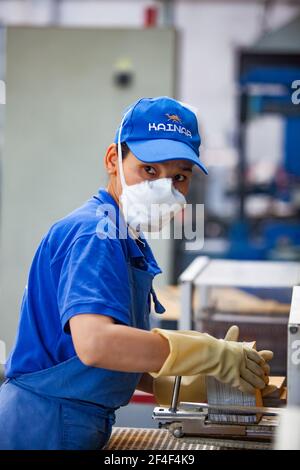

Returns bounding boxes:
[153,384,279,441]
[152,260,300,445]
[179,257,300,374]
[287,286,300,407]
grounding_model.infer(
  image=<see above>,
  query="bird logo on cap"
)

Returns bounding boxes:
[166,113,182,123]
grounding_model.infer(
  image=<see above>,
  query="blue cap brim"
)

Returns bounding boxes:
[126,139,208,175]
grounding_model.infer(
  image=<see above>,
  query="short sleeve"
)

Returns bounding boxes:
[56,234,131,332]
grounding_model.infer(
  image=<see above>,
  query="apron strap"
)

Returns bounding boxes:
[150,287,166,314]
[127,263,138,328]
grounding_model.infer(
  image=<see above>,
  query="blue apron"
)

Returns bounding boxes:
[0,260,165,450]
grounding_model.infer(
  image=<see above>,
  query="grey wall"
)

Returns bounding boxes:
[253,14,300,51]
[0,26,176,354]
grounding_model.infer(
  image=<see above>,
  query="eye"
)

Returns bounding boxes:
[173,174,186,182]
[144,165,156,176]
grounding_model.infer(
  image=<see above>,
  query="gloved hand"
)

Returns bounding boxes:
[150,326,273,394]
[153,325,240,406]
[224,326,276,397]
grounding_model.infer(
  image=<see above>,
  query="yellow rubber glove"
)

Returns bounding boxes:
[225,326,276,397]
[150,327,273,394]
[153,325,240,406]
[153,326,275,405]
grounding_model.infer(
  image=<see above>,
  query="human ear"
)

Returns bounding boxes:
[104,144,118,176]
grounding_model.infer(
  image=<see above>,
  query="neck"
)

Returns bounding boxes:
[106,181,120,207]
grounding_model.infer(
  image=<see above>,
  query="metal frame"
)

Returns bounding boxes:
[179,256,300,330]
[154,262,300,440]
[288,286,300,406]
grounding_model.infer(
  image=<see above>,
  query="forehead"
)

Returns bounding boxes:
[156,159,194,171]
[128,151,193,170]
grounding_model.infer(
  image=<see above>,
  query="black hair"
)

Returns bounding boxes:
[117,142,130,159]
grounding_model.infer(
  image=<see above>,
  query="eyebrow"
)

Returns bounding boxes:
[142,162,193,172]
[176,166,193,172]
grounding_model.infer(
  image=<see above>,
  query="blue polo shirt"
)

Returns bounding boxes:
[5,188,162,378]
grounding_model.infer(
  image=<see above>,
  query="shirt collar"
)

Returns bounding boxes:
[93,188,162,276]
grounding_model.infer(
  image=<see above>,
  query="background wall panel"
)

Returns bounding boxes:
[0,26,176,353]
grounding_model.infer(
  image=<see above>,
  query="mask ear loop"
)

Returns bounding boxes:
[117,106,133,190]
[117,107,145,244]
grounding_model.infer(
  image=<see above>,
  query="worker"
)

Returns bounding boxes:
[0,96,273,449]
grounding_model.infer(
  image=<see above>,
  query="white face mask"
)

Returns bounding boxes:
[117,109,187,234]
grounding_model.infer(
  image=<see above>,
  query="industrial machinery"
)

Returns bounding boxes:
[287,286,300,407]
[153,384,279,441]
[178,257,300,375]
[152,264,300,447]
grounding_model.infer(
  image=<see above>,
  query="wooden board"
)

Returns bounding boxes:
[267,376,286,398]
[152,285,290,322]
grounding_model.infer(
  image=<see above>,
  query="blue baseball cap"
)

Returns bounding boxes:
[114,96,208,174]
